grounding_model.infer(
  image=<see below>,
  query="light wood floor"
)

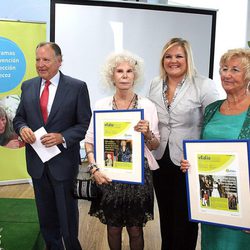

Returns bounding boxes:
[0,184,201,250]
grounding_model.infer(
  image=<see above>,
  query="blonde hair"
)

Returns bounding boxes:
[219,48,250,84]
[101,50,144,88]
[159,37,197,81]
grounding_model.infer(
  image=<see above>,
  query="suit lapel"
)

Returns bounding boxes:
[33,78,44,123]
[46,73,68,125]
[158,84,168,114]
[152,79,167,113]
[153,80,168,118]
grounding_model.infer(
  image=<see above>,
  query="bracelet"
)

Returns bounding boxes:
[91,167,100,175]
[85,150,94,158]
[87,163,97,172]
[145,131,155,144]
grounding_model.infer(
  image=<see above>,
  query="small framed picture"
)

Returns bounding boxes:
[183,139,250,230]
[94,109,144,184]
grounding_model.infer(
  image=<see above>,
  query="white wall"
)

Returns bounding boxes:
[167,0,249,98]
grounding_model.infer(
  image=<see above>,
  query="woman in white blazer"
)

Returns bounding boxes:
[148,38,220,250]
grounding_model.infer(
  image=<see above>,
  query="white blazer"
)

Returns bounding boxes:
[148,74,220,166]
[84,95,160,170]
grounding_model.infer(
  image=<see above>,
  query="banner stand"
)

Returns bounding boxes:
[0,19,46,185]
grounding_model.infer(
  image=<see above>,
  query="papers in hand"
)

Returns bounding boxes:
[31,127,61,163]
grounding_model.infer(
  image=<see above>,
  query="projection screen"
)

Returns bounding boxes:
[51,0,216,106]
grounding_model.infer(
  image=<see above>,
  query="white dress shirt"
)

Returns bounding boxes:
[40,72,60,116]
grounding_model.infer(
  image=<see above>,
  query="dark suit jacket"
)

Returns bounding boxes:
[13,72,91,181]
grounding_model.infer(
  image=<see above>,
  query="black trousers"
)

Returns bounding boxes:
[32,165,82,250]
[153,146,198,250]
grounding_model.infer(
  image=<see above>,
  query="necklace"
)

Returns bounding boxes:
[113,94,136,110]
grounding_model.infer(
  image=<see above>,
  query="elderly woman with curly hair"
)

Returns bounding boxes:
[84,50,160,250]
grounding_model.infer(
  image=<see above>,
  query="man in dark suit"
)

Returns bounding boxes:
[13,42,91,250]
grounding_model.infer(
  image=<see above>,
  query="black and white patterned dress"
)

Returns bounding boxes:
[89,94,154,227]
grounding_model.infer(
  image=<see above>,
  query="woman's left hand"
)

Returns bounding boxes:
[134,120,150,137]
[135,120,159,150]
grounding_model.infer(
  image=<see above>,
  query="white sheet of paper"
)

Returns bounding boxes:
[31,127,61,163]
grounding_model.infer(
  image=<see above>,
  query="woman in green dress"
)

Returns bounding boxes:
[181,48,250,250]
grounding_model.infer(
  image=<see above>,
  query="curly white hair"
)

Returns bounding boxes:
[100,50,144,88]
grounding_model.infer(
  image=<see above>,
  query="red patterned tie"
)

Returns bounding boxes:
[40,80,51,123]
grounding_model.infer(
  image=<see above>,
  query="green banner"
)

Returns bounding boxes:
[0,20,46,183]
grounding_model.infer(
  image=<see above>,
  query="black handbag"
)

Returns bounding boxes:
[73,163,98,201]
[73,178,98,201]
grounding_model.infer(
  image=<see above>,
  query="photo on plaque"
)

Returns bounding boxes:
[104,139,132,168]
[183,139,250,230]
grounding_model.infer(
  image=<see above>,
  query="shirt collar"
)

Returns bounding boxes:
[41,71,60,87]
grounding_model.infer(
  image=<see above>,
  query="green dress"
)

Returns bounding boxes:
[201,100,250,250]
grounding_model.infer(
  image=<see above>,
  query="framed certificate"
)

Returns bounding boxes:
[94,109,144,184]
[183,139,250,230]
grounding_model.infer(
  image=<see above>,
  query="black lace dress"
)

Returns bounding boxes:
[89,94,154,227]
